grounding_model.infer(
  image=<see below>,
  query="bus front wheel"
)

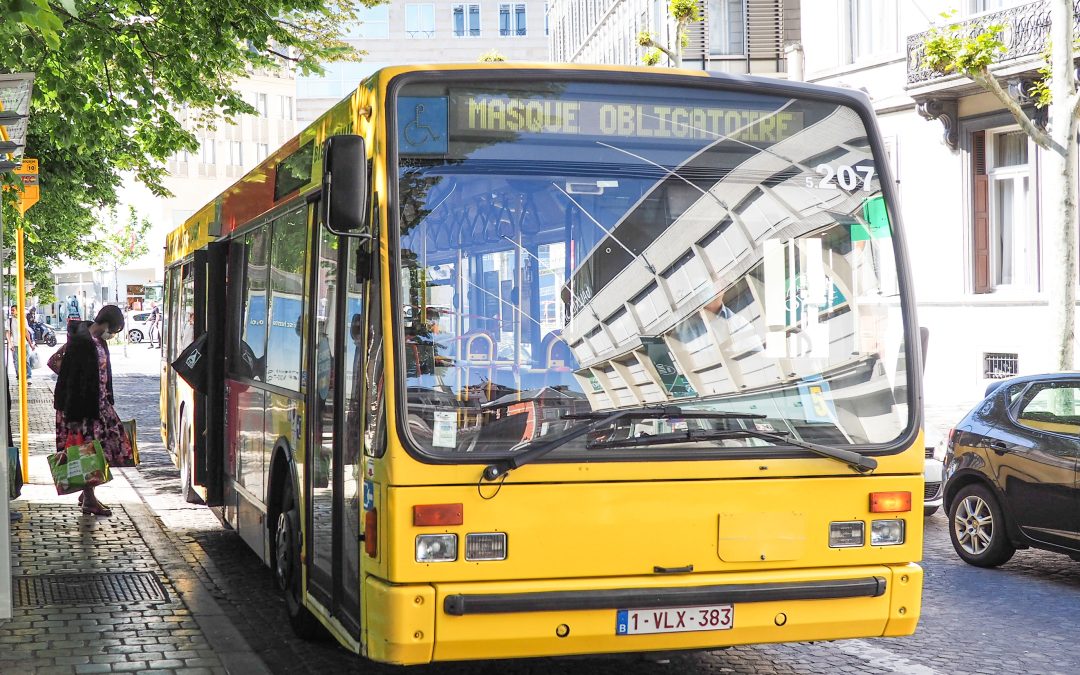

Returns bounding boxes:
[273,480,324,639]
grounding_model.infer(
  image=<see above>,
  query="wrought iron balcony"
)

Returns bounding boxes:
[906,1,1077,87]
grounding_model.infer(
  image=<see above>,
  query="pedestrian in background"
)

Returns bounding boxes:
[7,304,35,383]
[147,300,161,348]
[50,305,131,517]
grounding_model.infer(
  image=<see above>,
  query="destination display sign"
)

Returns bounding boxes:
[453,94,803,143]
[397,93,804,154]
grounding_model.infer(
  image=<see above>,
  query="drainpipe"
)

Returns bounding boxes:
[785,42,805,81]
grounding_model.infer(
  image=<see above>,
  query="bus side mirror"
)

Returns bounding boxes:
[322,135,368,234]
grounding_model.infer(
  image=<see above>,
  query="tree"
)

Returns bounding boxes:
[86,205,152,304]
[637,0,702,68]
[479,49,507,62]
[1,0,383,296]
[923,3,1080,371]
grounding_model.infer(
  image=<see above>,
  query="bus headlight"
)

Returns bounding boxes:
[465,532,507,561]
[871,519,905,546]
[416,534,457,562]
[829,521,864,548]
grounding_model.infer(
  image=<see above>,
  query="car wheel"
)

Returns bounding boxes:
[948,483,1015,567]
[129,329,144,343]
[273,480,324,639]
[924,506,939,517]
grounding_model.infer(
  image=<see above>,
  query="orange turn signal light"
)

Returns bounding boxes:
[870,491,911,513]
[364,508,378,558]
[413,503,464,527]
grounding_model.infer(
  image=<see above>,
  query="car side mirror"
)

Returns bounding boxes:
[322,135,369,236]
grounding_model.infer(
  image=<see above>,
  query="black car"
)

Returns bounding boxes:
[944,373,1080,567]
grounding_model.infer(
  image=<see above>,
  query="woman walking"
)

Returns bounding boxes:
[51,305,131,517]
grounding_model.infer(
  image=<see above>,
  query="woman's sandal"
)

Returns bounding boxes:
[82,502,112,517]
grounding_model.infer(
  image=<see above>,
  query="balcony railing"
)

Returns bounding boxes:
[906,1,1078,86]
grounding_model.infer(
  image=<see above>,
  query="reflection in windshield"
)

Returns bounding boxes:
[395,79,910,459]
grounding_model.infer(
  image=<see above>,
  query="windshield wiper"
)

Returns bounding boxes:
[587,428,877,474]
[480,405,766,481]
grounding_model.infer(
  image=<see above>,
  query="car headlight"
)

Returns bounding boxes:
[416,534,457,562]
[932,445,946,462]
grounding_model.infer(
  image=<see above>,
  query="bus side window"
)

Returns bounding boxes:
[236,227,270,381]
[265,209,308,391]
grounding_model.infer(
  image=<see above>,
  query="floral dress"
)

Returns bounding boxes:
[55,337,132,466]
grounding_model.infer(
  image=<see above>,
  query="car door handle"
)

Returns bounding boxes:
[989,441,1009,454]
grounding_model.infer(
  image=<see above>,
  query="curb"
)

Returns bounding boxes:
[122,498,272,675]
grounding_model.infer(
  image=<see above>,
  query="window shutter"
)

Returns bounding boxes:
[973,130,991,294]
[683,1,709,62]
[747,0,783,61]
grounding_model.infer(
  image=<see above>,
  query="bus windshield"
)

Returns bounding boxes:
[393,77,912,460]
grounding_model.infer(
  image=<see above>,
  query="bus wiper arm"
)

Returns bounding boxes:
[480,406,766,481]
[588,429,878,474]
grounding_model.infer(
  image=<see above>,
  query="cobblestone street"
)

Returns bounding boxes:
[8,342,1080,673]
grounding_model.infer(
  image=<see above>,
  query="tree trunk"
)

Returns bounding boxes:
[1048,0,1078,371]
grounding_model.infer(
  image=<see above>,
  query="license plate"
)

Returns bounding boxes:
[616,604,733,635]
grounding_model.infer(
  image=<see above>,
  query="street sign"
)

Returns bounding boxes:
[13,158,38,215]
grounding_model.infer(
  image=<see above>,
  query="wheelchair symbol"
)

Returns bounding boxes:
[404,104,440,147]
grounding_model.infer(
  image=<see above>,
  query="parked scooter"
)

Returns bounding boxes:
[30,319,56,347]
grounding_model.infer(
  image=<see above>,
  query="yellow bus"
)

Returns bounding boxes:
[162,63,924,664]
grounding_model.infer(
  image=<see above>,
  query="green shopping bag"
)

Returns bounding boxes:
[7,446,22,500]
[47,436,112,495]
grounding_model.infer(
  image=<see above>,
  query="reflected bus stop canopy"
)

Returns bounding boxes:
[1,71,35,623]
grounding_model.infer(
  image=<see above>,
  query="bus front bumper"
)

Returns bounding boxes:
[363,563,922,664]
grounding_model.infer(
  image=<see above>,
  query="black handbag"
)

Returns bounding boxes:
[170,333,209,394]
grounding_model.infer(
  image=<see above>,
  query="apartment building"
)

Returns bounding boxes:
[548,0,799,75]
[801,0,1064,417]
[297,1,550,122]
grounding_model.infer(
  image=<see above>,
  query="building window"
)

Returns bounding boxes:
[969,0,1022,14]
[346,5,390,38]
[499,3,527,36]
[972,128,1037,293]
[200,139,216,165]
[280,95,293,120]
[983,352,1019,379]
[453,3,481,37]
[256,143,269,162]
[407,3,435,38]
[230,141,244,166]
[545,2,549,35]
[255,93,268,117]
[845,0,898,63]
[709,0,745,55]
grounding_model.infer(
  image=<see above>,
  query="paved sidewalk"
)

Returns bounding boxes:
[3,381,268,675]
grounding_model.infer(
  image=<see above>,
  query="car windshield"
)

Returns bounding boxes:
[393,77,912,460]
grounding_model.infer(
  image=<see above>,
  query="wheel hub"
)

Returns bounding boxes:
[954,495,992,555]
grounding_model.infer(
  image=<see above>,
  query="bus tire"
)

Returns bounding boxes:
[274,480,324,639]
[179,416,203,505]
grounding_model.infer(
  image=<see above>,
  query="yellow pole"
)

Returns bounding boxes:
[15,228,28,482]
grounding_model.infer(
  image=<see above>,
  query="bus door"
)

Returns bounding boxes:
[305,207,365,638]
[184,246,226,505]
